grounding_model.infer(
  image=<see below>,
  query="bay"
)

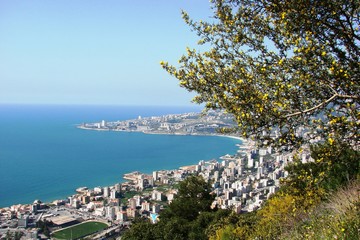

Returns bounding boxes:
[0,104,241,207]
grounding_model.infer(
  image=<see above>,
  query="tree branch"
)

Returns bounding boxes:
[285,94,338,118]
[285,94,359,118]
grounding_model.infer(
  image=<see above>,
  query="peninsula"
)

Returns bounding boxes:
[77,110,238,136]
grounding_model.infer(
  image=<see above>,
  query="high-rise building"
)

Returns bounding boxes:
[115,183,121,193]
[214,171,219,181]
[116,211,127,222]
[141,201,150,211]
[68,197,73,206]
[259,156,264,165]
[138,178,145,190]
[107,206,116,220]
[110,189,117,199]
[153,171,158,182]
[129,198,136,209]
[81,196,90,204]
[247,153,254,168]
[103,187,110,197]
[134,195,141,206]
[234,204,242,214]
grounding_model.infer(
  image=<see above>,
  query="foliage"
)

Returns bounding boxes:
[5,231,23,240]
[284,179,360,240]
[207,193,301,239]
[121,217,158,240]
[283,140,360,207]
[309,140,360,189]
[121,191,138,205]
[36,219,50,237]
[208,212,258,240]
[208,179,360,240]
[122,176,231,240]
[160,175,215,221]
[161,0,359,149]
[207,142,359,240]
[255,194,299,238]
[160,1,360,238]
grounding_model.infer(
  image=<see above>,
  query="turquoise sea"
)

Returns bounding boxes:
[0,104,241,208]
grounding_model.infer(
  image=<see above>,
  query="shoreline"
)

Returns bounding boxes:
[1,132,246,209]
[2,108,243,208]
[214,134,246,142]
[78,125,246,141]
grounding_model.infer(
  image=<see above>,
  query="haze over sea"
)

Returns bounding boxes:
[0,104,241,208]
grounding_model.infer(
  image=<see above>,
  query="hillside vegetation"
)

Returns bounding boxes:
[124,0,359,239]
[122,142,359,239]
[209,141,359,239]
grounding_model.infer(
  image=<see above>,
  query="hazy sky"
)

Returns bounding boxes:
[0,0,212,106]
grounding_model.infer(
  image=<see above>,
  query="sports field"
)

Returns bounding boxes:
[52,221,108,239]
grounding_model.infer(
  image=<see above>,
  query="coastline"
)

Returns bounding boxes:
[78,125,246,141]
[1,108,243,208]
[79,125,252,151]
[214,134,246,142]
[1,130,244,209]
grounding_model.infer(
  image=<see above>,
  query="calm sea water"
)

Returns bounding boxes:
[0,104,241,207]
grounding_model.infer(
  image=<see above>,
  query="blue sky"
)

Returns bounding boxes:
[0,0,212,106]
